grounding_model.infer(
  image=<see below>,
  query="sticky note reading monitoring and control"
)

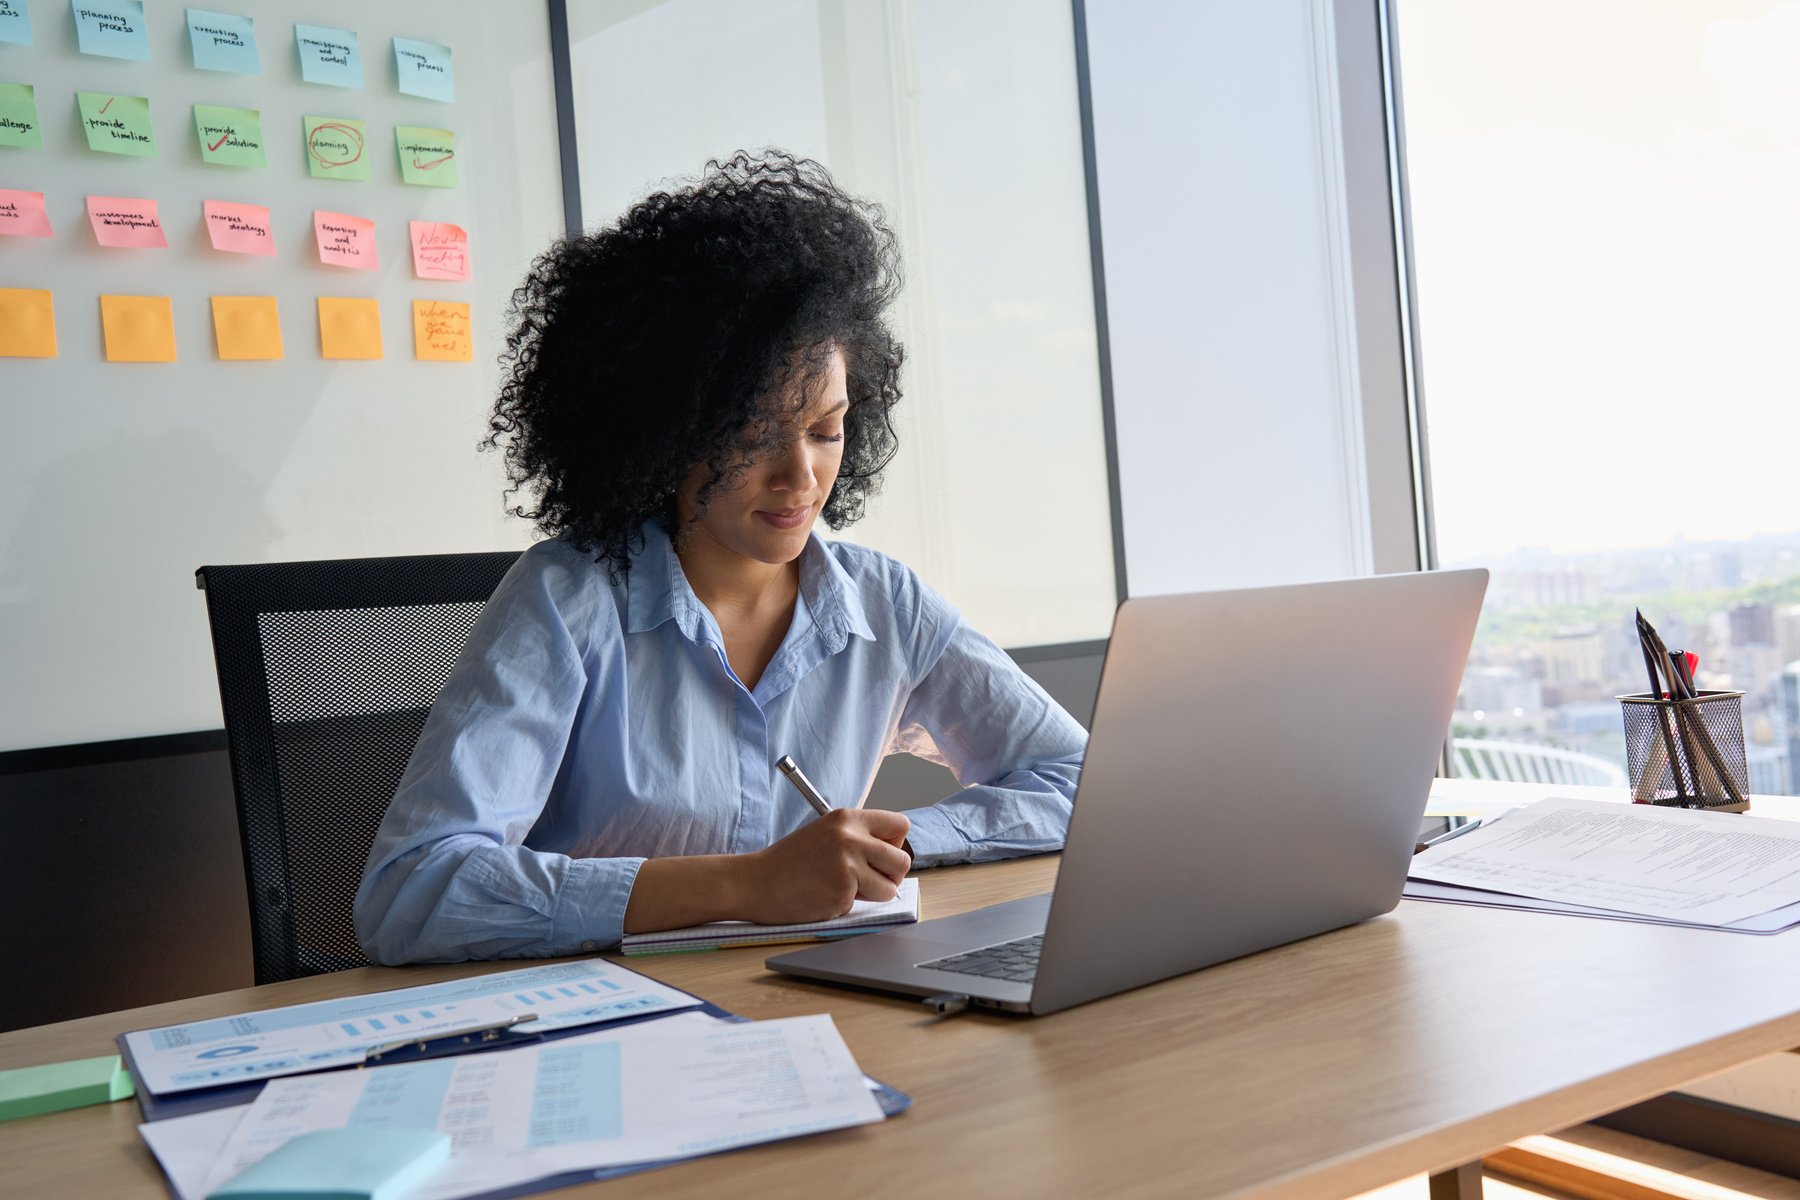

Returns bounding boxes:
[100,294,177,363]
[295,22,361,88]
[77,91,155,157]
[0,187,51,237]
[313,209,376,270]
[0,82,42,148]
[86,194,166,248]
[211,296,282,360]
[304,114,368,181]
[0,288,55,358]
[395,125,456,188]
[72,0,148,61]
[393,36,453,102]
[409,221,468,281]
[318,296,381,359]
[187,8,259,74]
[194,104,265,167]
[203,199,273,255]
[0,0,32,46]
[413,299,470,362]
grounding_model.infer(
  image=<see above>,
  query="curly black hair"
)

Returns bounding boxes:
[487,150,905,571]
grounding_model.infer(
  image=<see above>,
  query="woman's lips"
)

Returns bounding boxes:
[756,507,811,530]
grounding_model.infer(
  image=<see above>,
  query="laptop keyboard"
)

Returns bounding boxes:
[919,934,1043,983]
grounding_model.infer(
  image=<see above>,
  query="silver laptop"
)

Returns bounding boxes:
[767,568,1488,1015]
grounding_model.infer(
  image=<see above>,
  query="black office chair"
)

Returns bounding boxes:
[196,551,521,984]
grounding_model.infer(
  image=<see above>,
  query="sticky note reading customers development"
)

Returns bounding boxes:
[86,195,167,248]
[313,210,376,270]
[318,296,381,359]
[100,294,177,362]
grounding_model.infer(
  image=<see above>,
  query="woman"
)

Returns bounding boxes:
[355,152,1086,963]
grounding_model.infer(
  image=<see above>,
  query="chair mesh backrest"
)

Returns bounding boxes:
[197,551,520,984]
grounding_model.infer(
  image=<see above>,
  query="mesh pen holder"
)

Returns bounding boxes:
[1619,690,1749,811]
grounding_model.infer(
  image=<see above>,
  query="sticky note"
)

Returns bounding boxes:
[395,125,456,188]
[295,22,361,88]
[210,1128,450,1200]
[186,8,258,73]
[0,288,55,357]
[77,91,155,157]
[393,36,452,102]
[86,194,166,248]
[304,114,368,181]
[0,1055,132,1120]
[73,0,147,59]
[0,0,31,46]
[0,83,41,148]
[203,199,273,255]
[313,209,376,270]
[211,295,281,360]
[413,299,470,362]
[194,104,264,167]
[100,294,176,362]
[408,221,468,281]
[318,296,380,359]
[0,187,50,237]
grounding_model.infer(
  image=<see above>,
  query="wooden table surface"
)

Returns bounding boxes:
[6,796,1800,1199]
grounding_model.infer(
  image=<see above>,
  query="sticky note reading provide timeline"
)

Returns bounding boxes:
[396,125,456,187]
[313,209,376,270]
[409,221,468,281]
[187,8,259,74]
[413,299,470,362]
[0,288,55,358]
[77,91,155,157]
[0,187,51,237]
[304,114,368,181]
[295,22,361,88]
[194,104,265,167]
[72,0,148,61]
[211,296,282,360]
[393,36,452,102]
[203,199,273,256]
[0,82,42,148]
[100,294,177,363]
[86,194,167,248]
[317,296,380,359]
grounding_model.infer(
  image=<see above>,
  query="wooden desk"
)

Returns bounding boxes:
[6,796,1800,1199]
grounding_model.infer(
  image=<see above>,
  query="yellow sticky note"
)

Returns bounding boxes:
[211,296,283,361]
[317,296,381,360]
[0,288,56,358]
[412,299,470,362]
[100,294,176,363]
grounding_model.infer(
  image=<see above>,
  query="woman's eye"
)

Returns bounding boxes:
[810,430,845,443]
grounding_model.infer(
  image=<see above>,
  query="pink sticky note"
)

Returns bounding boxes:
[313,209,377,271]
[204,200,276,257]
[86,195,169,249]
[409,220,469,281]
[0,188,54,238]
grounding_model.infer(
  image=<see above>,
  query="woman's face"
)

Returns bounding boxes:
[675,348,849,567]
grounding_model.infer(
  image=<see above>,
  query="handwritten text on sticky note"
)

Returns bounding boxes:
[204,200,274,256]
[187,8,259,74]
[396,125,457,188]
[295,22,361,88]
[194,104,265,167]
[0,1,32,46]
[73,0,148,60]
[0,82,42,147]
[408,221,468,281]
[0,187,51,237]
[77,91,155,156]
[393,37,452,102]
[304,114,368,181]
[413,300,471,362]
[313,209,376,270]
[86,194,167,248]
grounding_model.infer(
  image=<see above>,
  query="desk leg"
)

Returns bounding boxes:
[1427,1162,1482,1200]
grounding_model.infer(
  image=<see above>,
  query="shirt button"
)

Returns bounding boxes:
[580,941,599,953]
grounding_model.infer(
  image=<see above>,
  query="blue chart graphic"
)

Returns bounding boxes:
[195,1044,259,1059]
[349,1060,457,1130]
[528,1043,623,1148]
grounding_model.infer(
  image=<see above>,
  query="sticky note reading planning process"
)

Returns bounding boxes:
[313,209,376,270]
[413,299,470,362]
[187,8,259,74]
[211,296,282,360]
[304,114,368,181]
[409,221,468,281]
[0,82,42,147]
[100,294,177,363]
[393,36,453,102]
[396,125,456,188]
[317,296,381,359]
[0,0,32,46]
[0,187,52,237]
[72,0,148,61]
[295,22,361,88]
[194,104,265,167]
[203,199,273,256]
[0,288,55,357]
[78,91,155,156]
[86,195,166,248]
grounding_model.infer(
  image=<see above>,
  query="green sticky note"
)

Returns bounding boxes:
[210,1127,450,1200]
[0,82,41,148]
[395,125,457,188]
[77,91,155,157]
[194,104,265,167]
[0,1055,135,1122]
[303,114,368,181]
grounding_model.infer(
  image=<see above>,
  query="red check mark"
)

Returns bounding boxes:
[412,153,452,170]
[100,96,115,113]
[209,131,231,151]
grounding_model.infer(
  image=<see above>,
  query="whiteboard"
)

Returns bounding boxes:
[0,1,566,752]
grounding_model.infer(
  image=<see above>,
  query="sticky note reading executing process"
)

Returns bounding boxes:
[0,187,51,237]
[194,103,264,167]
[318,296,381,360]
[0,82,42,148]
[187,8,259,74]
[313,209,376,270]
[304,114,368,181]
[396,125,456,188]
[78,91,155,157]
[295,22,360,88]
[72,0,148,60]
[0,0,32,46]
[203,199,273,255]
[408,221,468,281]
[211,295,282,360]
[413,299,470,362]
[100,294,177,362]
[0,288,55,357]
[393,36,452,102]
[86,194,166,248]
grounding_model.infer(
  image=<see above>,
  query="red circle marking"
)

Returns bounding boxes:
[307,122,365,168]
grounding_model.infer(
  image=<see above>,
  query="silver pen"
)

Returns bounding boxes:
[1414,817,1482,855]
[775,754,834,818]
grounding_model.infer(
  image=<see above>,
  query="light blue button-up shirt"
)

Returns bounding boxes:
[354,521,1086,963]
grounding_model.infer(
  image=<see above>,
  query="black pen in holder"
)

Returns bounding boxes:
[1619,690,1750,812]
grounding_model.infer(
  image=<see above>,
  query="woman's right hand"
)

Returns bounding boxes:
[737,808,912,925]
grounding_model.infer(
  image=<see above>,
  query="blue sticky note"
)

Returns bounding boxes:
[0,0,32,46]
[187,8,258,74]
[392,37,451,102]
[71,0,148,60]
[295,22,360,88]
[207,1127,450,1200]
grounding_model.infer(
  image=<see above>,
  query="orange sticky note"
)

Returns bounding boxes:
[211,296,283,360]
[412,299,470,362]
[86,194,168,248]
[0,188,53,238]
[0,288,57,358]
[100,294,177,362]
[317,296,381,359]
[313,209,377,270]
[408,221,468,281]
[204,200,275,256]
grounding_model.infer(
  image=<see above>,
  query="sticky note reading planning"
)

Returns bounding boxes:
[304,114,368,181]
[194,104,265,167]
[86,195,166,248]
[203,199,273,255]
[187,8,259,74]
[211,296,282,360]
[0,187,51,237]
[0,82,42,148]
[295,22,361,88]
[313,209,376,270]
[409,221,468,281]
[0,0,32,46]
[0,288,55,357]
[396,125,456,188]
[100,294,177,363]
[413,299,470,362]
[78,92,155,157]
[393,36,452,102]
[317,296,381,359]
[72,0,148,60]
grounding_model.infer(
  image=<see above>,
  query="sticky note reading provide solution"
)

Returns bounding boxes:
[318,296,380,359]
[0,0,32,46]
[304,114,368,181]
[86,194,167,248]
[0,288,55,358]
[194,104,264,167]
[395,125,456,188]
[211,296,281,360]
[413,299,470,362]
[203,199,273,255]
[295,22,360,88]
[100,294,177,362]
[72,0,148,61]
[0,187,50,237]
[393,36,452,102]
[313,209,376,270]
[78,91,155,157]
[186,8,259,74]
[0,82,42,148]
[408,221,467,281]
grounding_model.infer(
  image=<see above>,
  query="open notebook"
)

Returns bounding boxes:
[621,879,921,956]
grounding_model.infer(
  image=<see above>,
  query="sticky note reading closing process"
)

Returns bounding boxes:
[0,288,55,357]
[194,104,265,167]
[0,188,51,237]
[313,209,376,270]
[187,8,259,74]
[393,37,453,102]
[72,0,148,61]
[203,199,274,256]
[396,125,456,187]
[86,194,166,248]
[304,114,368,181]
[413,299,470,362]
[409,221,467,281]
[100,294,177,363]
[211,296,282,360]
[0,82,42,148]
[295,22,361,88]
[318,296,381,359]
[77,92,155,157]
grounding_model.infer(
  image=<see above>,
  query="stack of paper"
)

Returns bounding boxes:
[622,878,921,955]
